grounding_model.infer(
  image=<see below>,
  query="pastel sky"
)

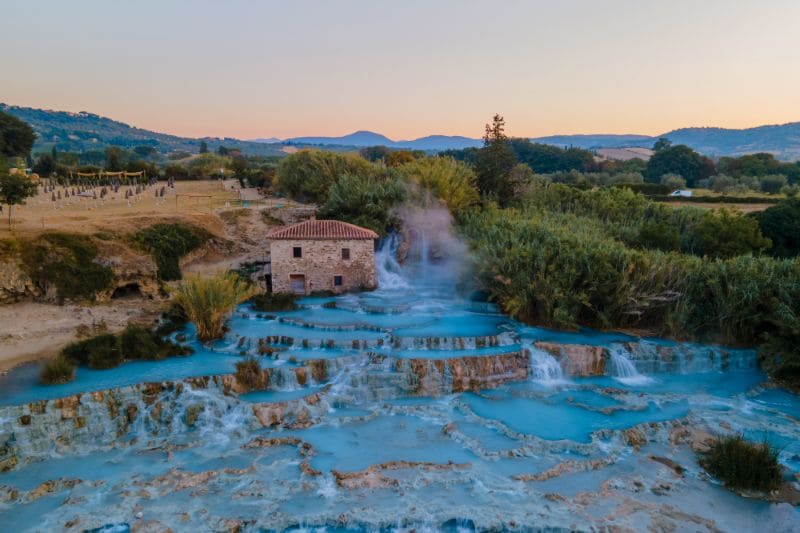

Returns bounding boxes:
[3,0,800,140]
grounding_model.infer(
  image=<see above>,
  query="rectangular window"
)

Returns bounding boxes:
[341,248,350,260]
[293,246,302,258]
[334,275,343,287]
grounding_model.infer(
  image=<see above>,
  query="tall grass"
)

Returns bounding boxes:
[172,273,256,342]
[701,435,782,492]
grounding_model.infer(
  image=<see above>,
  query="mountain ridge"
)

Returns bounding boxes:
[3,103,800,160]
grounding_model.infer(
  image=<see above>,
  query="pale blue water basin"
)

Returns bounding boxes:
[463,391,690,443]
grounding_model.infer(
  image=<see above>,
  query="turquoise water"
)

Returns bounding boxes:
[0,237,799,531]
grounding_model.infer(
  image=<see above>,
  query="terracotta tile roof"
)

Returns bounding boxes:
[267,219,379,240]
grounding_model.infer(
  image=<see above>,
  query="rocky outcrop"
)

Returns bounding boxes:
[0,259,39,303]
[332,460,470,489]
[93,240,159,302]
[250,389,329,429]
[535,342,606,376]
[396,351,529,395]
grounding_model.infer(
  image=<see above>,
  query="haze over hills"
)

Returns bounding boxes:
[269,130,485,151]
[3,103,800,160]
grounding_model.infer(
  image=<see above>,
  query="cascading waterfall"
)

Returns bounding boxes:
[375,233,410,290]
[524,343,567,384]
[608,345,653,385]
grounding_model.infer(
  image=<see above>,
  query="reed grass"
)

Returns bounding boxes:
[172,272,256,342]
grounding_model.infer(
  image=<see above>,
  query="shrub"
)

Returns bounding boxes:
[249,292,298,312]
[234,357,266,391]
[61,333,120,368]
[754,198,800,258]
[132,223,209,281]
[172,273,256,341]
[40,356,76,385]
[700,435,782,492]
[689,209,771,259]
[118,324,163,361]
[20,232,114,302]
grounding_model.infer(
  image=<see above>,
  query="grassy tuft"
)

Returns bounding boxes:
[40,356,76,385]
[234,356,266,391]
[701,434,782,492]
[172,272,256,342]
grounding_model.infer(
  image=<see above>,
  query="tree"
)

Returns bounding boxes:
[653,138,672,152]
[318,171,407,235]
[0,172,38,229]
[660,173,686,190]
[133,145,157,158]
[755,198,800,257]
[359,145,391,162]
[217,145,229,156]
[474,114,517,205]
[0,111,36,159]
[199,141,209,154]
[275,150,374,203]
[398,156,479,213]
[644,145,714,187]
[105,146,126,171]
[760,174,787,195]
[32,153,56,177]
[690,208,771,259]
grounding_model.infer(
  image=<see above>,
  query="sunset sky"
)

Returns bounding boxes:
[3,0,800,140]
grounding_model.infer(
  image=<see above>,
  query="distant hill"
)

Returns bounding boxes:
[531,123,800,160]
[0,103,287,157]
[530,134,655,150]
[4,103,800,160]
[276,130,483,151]
[659,122,800,160]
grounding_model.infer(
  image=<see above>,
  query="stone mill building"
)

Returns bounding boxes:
[267,218,378,295]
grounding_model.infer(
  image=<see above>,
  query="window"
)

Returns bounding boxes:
[293,246,302,258]
[334,275,343,287]
[341,248,350,260]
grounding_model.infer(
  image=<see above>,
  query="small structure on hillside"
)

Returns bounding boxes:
[267,218,378,295]
[670,189,693,197]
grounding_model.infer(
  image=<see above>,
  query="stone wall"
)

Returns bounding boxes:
[270,238,376,294]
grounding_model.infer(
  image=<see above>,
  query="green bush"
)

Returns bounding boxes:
[689,209,771,259]
[459,197,800,383]
[132,223,209,281]
[249,292,298,312]
[118,324,164,361]
[275,150,374,204]
[317,171,407,235]
[40,356,76,385]
[62,333,120,368]
[701,435,782,492]
[20,232,114,302]
[46,324,193,383]
[755,198,800,258]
